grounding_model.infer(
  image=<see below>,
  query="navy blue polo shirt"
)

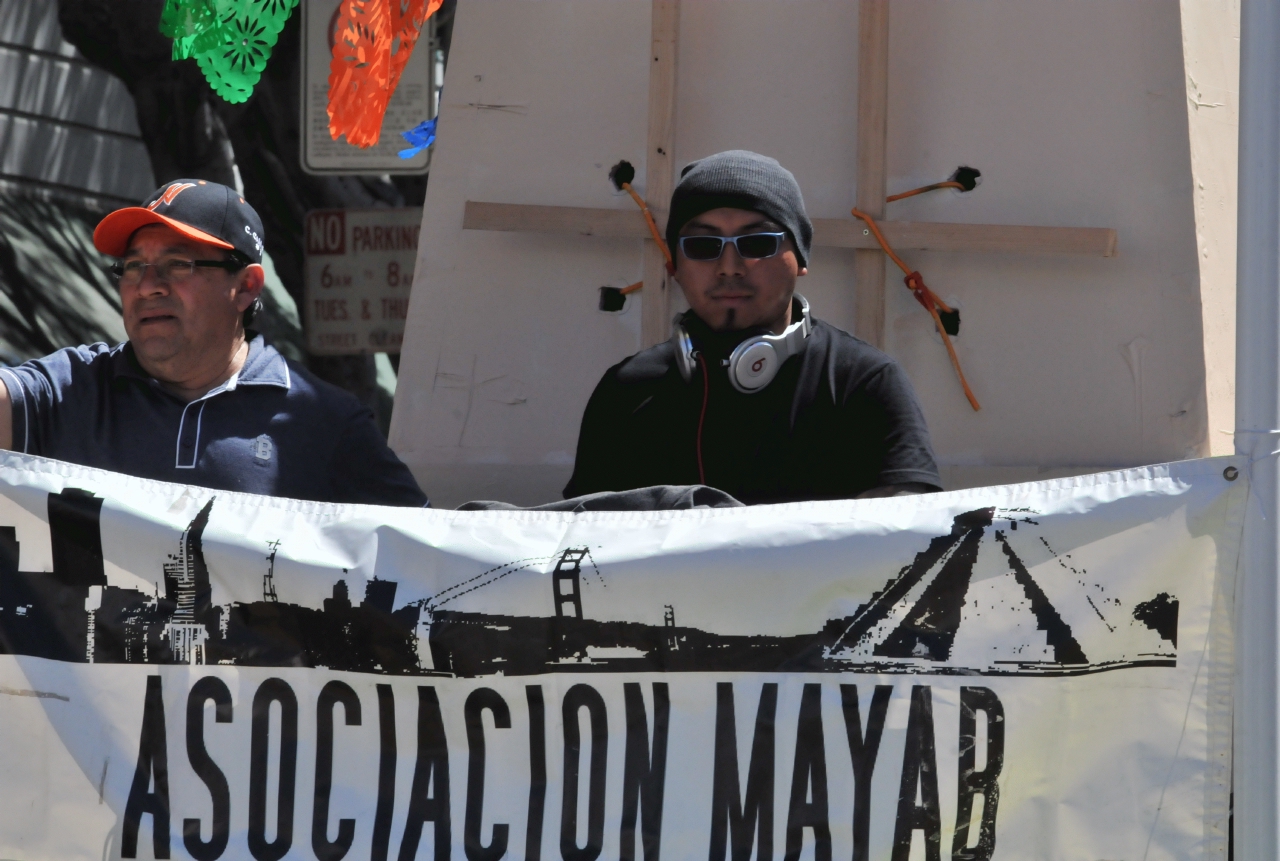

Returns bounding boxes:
[0,335,429,506]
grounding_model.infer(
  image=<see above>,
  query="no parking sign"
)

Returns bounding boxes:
[303,208,421,355]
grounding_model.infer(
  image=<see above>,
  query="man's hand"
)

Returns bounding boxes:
[856,482,935,499]
[0,381,11,451]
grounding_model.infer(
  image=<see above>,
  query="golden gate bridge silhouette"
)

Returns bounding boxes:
[423,506,1179,677]
[0,494,1178,677]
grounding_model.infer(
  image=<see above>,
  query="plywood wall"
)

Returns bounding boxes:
[391,0,1227,507]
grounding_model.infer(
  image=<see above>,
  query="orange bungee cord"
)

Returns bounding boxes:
[610,161,675,274]
[885,180,966,202]
[621,183,675,274]
[887,167,981,203]
[851,207,981,411]
[853,165,984,410]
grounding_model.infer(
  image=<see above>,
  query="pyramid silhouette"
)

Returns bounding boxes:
[825,508,1178,674]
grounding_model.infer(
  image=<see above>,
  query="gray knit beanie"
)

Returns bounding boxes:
[666,150,814,268]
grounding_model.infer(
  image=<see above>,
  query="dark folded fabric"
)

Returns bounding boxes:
[458,484,743,512]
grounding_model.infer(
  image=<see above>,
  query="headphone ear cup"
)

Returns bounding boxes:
[672,324,696,382]
[729,340,781,392]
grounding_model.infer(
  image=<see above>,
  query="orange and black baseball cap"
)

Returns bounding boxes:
[93,179,266,264]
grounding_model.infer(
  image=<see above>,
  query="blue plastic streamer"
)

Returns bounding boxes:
[398,118,438,159]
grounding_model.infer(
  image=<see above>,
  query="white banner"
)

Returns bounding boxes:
[0,454,1243,861]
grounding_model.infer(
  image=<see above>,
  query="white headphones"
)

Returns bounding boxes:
[672,294,812,393]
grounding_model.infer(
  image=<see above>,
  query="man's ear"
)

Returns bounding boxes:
[234,264,266,312]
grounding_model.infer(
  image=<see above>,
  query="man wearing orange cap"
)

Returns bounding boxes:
[0,179,428,506]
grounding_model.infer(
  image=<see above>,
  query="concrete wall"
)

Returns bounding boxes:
[392,0,1223,507]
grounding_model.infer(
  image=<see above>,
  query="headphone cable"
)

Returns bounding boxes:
[696,353,709,484]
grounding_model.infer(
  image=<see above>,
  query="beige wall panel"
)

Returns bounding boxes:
[1180,0,1239,454]
[880,1,1203,475]
[392,0,1206,506]
[390,1,653,506]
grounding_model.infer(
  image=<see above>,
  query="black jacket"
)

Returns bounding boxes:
[564,313,941,504]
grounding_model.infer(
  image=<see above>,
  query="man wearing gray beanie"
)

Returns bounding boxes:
[564,150,940,504]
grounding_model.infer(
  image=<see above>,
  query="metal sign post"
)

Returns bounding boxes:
[1234,0,1280,856]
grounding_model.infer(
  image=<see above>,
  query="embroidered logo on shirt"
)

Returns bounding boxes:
[252,435,273,461]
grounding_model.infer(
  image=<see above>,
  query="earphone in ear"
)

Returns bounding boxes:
[671,294,812,393]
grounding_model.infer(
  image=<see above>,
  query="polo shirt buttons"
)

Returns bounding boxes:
[175,400,208,468]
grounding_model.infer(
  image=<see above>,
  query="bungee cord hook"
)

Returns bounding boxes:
[854,165,984,411]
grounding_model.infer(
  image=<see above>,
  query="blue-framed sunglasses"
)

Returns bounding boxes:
[678,232,786,261]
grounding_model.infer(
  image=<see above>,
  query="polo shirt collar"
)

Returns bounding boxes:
[112,333,291,391]
[237,334,291,389]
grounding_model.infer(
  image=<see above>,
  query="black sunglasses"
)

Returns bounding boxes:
[678,232,786,261]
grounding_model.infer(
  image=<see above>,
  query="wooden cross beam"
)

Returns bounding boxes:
[855,0,891,347]
[459,0,1117,349]
[640,0,680,350]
